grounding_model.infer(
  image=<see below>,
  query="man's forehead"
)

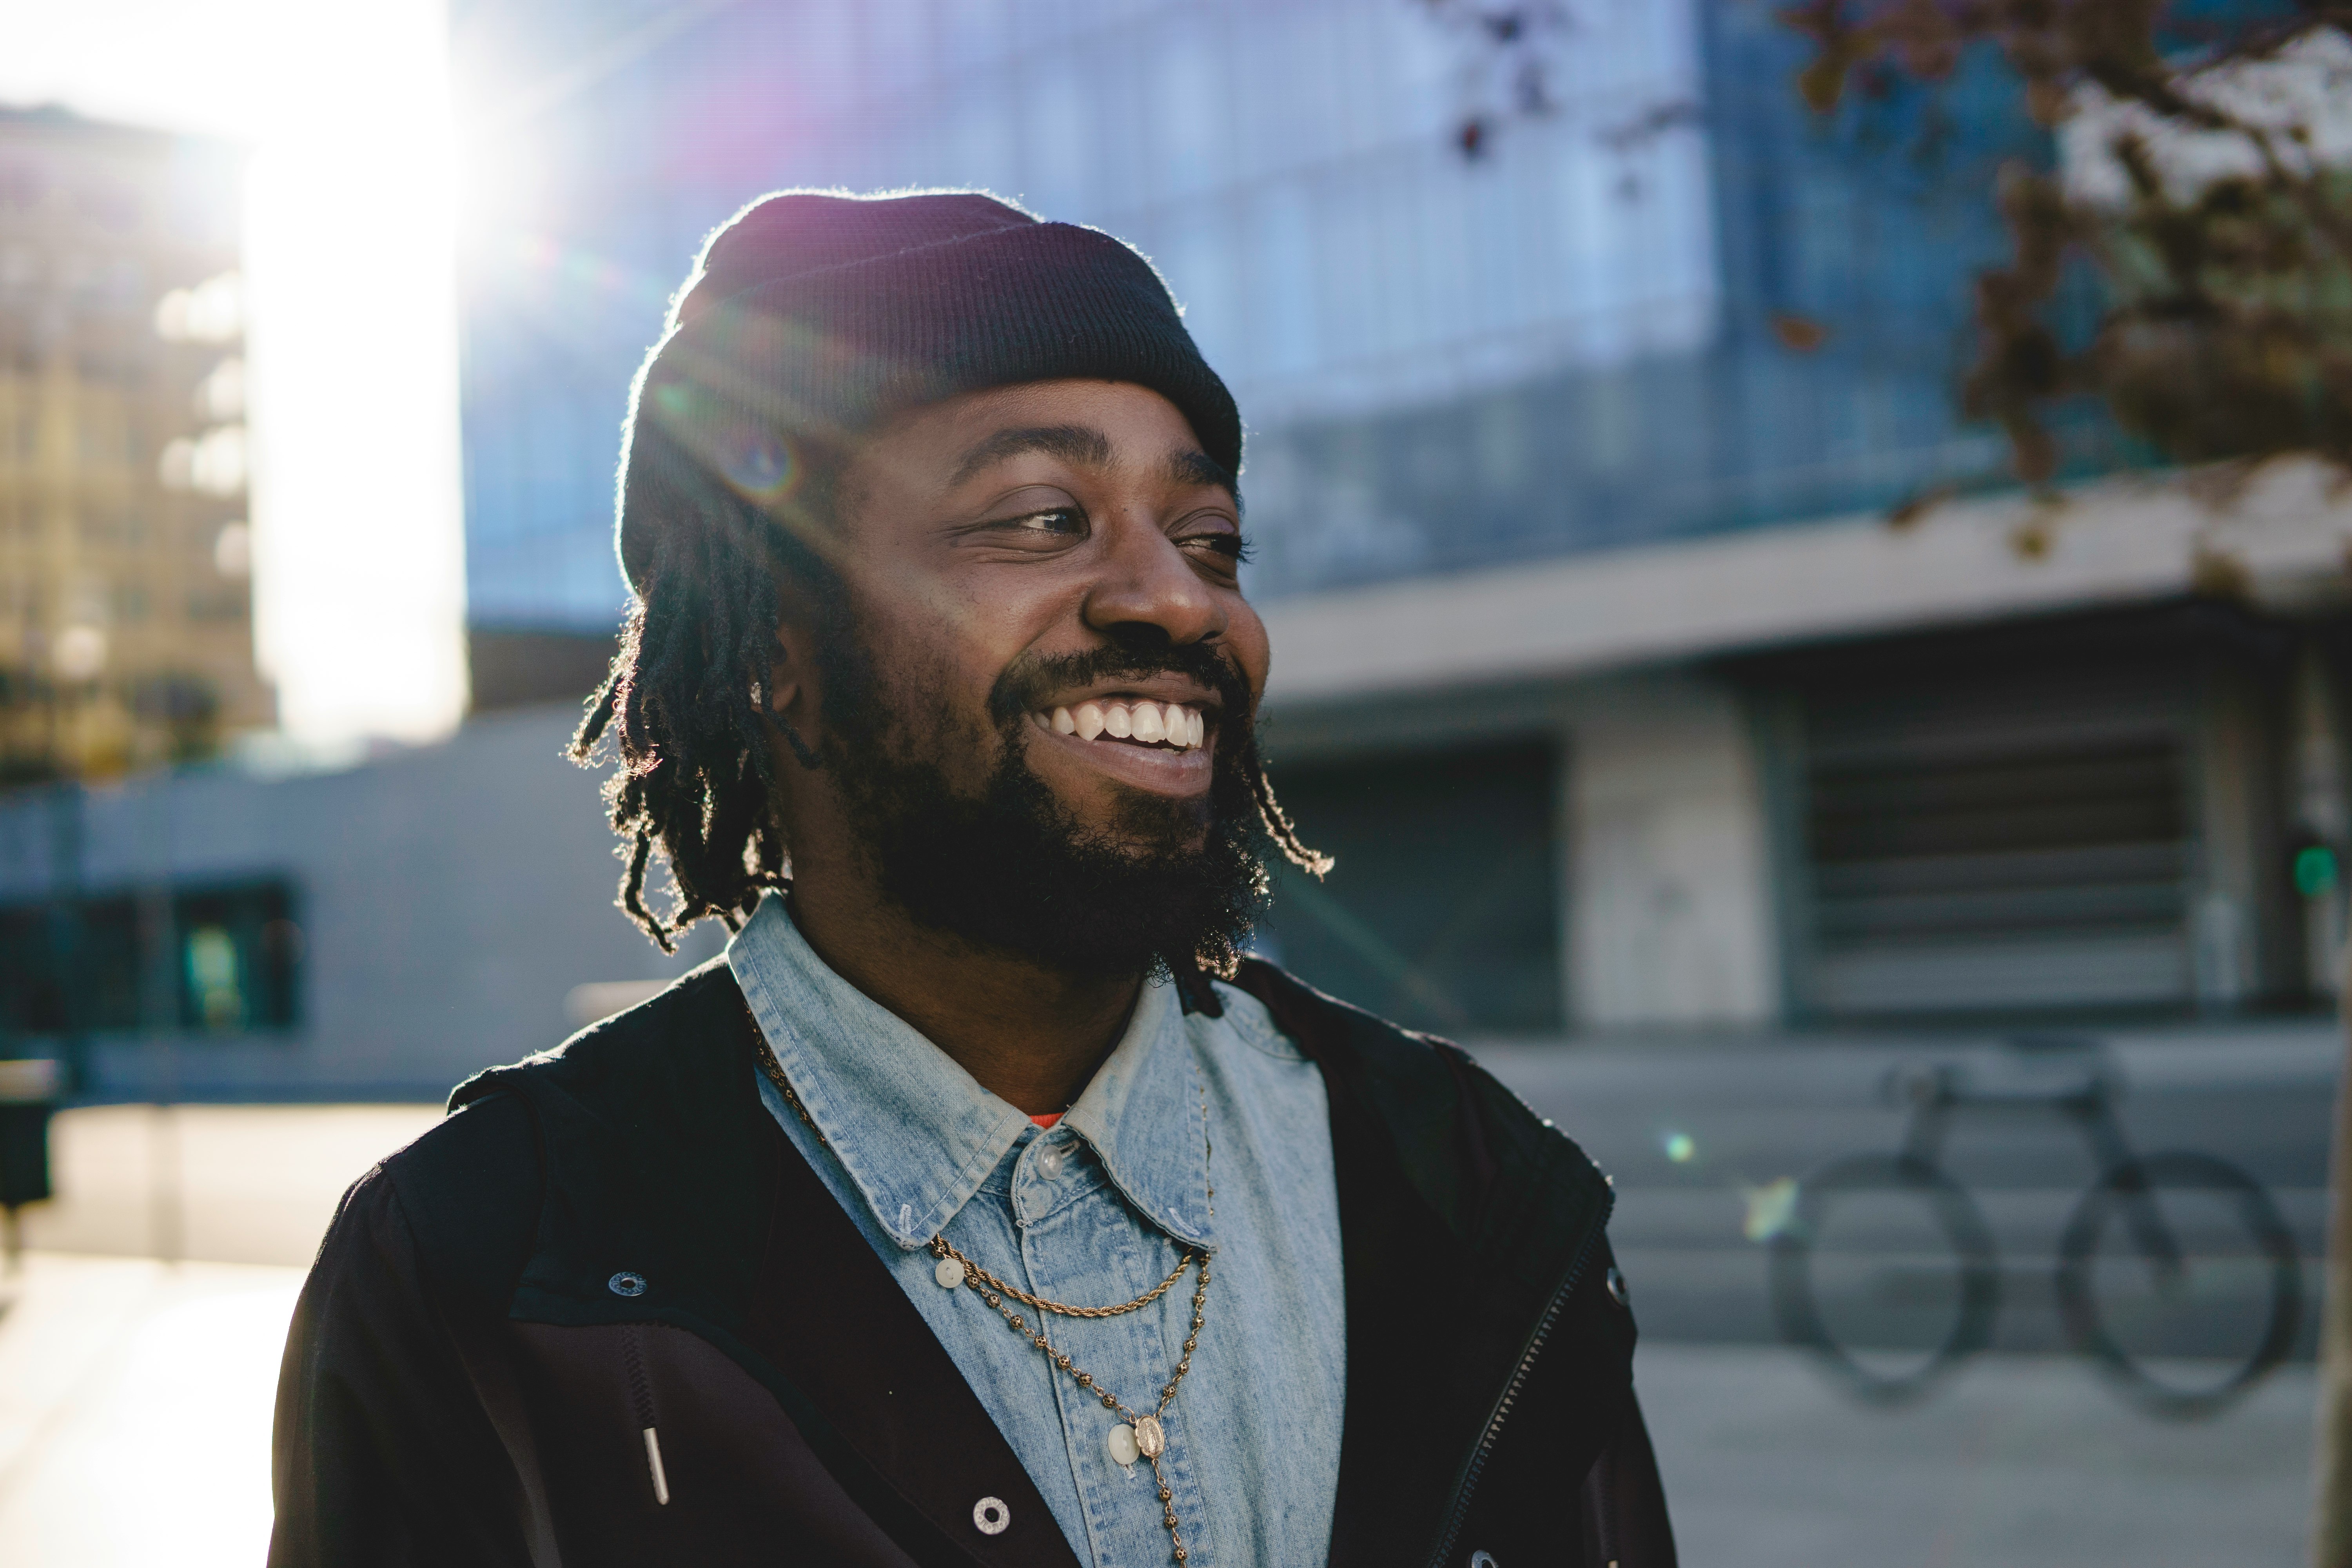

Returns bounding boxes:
[944,421,1237,497]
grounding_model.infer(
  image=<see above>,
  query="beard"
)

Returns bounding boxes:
[808,621,1272,979]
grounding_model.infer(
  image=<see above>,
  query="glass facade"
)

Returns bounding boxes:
[1256,740,1563,1033]
[0,877,300,1036]
[451,0,2107,632]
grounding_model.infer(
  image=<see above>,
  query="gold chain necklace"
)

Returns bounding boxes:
[750,1013,831,1150]
[932,1235,1208,1564]
[750,1020,1209,1565]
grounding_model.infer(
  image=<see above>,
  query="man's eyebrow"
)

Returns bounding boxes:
[1165,448,1239,504]
[948,425,1112,487]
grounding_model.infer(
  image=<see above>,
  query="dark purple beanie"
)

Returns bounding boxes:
[617,190,1240,593]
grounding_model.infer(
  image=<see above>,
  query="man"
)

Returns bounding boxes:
[270,191,1673,1568]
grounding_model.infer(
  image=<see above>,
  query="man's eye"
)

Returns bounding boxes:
[1182,529,1251,563]
[1002,507,1086,537]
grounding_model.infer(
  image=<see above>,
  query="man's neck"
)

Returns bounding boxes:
[783,881,1142,1116]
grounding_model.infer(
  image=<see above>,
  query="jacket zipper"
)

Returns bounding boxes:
[1423,1185,1614,1568]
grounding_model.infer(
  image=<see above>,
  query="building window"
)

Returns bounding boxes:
[0,878,301,1038]
[1254,741,1562,1034]
[173,882,301,1031]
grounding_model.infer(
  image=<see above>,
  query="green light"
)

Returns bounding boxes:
[1663,1132,1695,1164]
[2296,845,2338,899]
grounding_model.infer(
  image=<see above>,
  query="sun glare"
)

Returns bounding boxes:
[3,0,469,746]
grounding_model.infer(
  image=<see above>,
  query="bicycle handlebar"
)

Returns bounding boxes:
[1878,1042,2122,1111]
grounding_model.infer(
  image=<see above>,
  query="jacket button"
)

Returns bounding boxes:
[1605,1266,1629,1308]
[608,1271,648,1298]
[973,1496,1010,1535]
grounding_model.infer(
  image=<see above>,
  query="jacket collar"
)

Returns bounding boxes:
[453,955,1621,1568]
[1223,959,1621,1568]
[726,893,1214,1253]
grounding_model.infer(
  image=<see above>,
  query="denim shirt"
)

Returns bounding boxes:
[727,894,1345,1567]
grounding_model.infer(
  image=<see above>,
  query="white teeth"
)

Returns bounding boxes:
[1053,699,1206,748]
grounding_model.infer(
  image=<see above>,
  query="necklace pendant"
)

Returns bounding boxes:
[1131,1414,1167,1459]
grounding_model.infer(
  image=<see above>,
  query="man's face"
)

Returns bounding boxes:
[785,379,1275,975]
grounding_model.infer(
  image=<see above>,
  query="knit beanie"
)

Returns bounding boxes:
[617,190,1240,593]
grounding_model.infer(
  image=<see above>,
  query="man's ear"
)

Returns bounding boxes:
[764,607,826,772]
[766,624,803,719]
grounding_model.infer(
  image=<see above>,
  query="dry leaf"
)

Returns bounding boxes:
[2188,541,2252,600]
[1769,312,1829,352]
[1886,484,1955,528]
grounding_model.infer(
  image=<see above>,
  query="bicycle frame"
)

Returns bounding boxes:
[1775,1034,2301,1417]
[1893,1048,2185,1288]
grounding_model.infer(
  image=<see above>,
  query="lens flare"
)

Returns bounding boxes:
[1662,1131,1695,1164]
[1741,1177,1799,1243]
[719,430,796,499]
[649,380,803,503]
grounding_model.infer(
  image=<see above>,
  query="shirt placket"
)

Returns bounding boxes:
[1013,1133,1215,1568]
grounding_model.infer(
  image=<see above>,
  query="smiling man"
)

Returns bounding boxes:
[270,193,1673,1568]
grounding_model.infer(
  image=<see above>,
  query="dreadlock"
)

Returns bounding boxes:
[1253,766,1331,881]
[574,397,1328,955]
[570,406,836,952]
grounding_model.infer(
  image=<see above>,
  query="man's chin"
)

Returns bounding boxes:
[1072,801,1217,862]
[823,695,1266,976]
[876,811,1263,979]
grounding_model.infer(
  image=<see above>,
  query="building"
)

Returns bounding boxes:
[442,0,2351,1039]
[0,710,722,1099]
[4,1,2341,1103]
[0,105,269,782]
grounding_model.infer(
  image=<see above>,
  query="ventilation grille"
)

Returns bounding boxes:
[1801,708,2194,1017]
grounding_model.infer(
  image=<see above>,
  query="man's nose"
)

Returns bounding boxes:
[1080,514,1227,646]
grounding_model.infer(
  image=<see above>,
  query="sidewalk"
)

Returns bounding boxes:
[0,1104,437,1566]
[0,1254,301,1567]
[0,1102,2321,1566]
[20,1103,443,1265]
[1646,1342,2315,1568]
[0,1249,2315,1568]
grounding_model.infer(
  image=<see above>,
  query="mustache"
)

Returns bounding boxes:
[986,640,1254,731]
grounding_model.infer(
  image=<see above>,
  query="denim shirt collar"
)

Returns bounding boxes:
[726,893,1214,1254]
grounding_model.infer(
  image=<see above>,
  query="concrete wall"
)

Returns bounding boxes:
[1564,674,1780,1029]
[1265,664,1782,1034]
[0,704,719,1100]
[1256,459,2352,708]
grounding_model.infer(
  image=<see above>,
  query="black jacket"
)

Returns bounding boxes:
[269,958,1675,1568]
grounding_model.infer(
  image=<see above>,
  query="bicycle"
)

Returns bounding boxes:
[1766,1033,2303,1419]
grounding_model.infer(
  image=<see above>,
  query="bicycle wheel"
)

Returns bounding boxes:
[1769,1152,2000,1405]
[2054,1150,2302,1419]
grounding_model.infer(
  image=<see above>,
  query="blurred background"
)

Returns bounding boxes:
[0,1,2340,1564]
